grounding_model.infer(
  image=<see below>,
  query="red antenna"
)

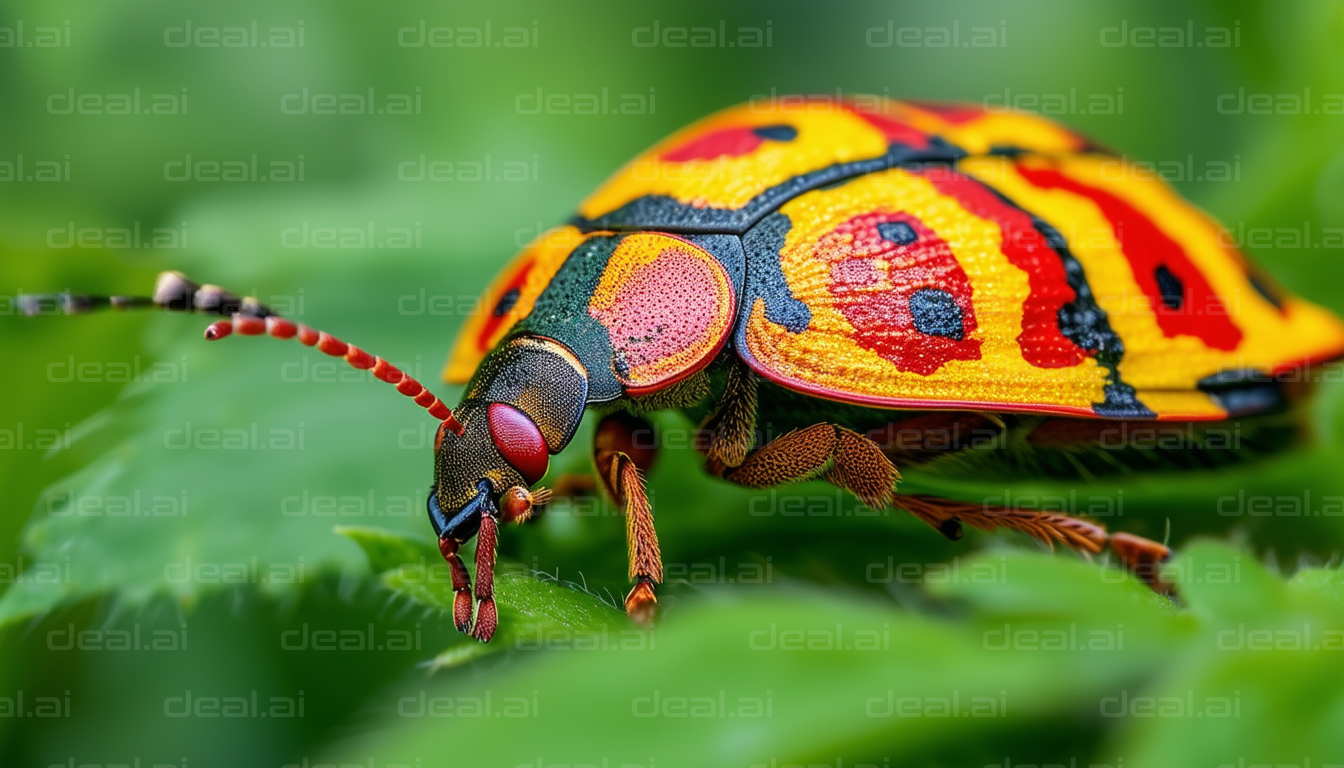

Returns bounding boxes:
[204,314,462,433]
[20,270,464,435]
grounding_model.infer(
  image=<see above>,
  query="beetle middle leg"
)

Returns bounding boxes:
[593,412,663,624]
[722,423,899,510]
[698,358,759,475]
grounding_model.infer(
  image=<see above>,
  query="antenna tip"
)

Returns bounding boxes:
[204,320,233,340]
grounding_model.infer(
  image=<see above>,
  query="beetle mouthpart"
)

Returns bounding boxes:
[436,536,476,633]
[499,486,551,525]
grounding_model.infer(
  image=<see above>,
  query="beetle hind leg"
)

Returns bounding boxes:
[593,412,664,624]
[896,494,1172,593]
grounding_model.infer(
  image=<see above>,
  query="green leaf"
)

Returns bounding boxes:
[337,523,627,668]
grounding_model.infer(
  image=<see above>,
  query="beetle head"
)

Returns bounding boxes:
[427,400,552,546]
[427,336,586,550]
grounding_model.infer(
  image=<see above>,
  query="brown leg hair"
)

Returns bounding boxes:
[593,412,663,624]
[470,512,500,642]
[723,423,1170,591]
[724,423,899,509]
[895,495,1172,593]
[699,359,759,475]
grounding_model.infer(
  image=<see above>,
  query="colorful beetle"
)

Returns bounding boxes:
[25,99,1344,643]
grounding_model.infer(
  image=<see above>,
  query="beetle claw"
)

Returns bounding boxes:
[625,578,658,625]
[453,591,474,634]
[471,597,498,642]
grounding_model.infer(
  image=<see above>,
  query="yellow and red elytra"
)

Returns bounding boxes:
[448,98,1344,421]
[27,96,1344,644]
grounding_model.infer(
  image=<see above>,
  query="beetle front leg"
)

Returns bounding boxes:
[439,538,475,633]
[593,412,663,624]
[471,512,501,642]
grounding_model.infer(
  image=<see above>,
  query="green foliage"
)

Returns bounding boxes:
[332,543,1344,766]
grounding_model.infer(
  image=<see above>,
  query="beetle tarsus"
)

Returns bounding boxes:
[937,517,964,541]
[625,578,658,626]
[1109,532,1173,594]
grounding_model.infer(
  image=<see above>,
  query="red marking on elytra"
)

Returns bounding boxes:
[661,126,766,162]
[916,168,1088,368]
[487,402,549,483]
[844,107,932,150]
[1016,165,1242,351]
[820,212,981,375]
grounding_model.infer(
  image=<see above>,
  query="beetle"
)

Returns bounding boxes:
[24,99,1344,643]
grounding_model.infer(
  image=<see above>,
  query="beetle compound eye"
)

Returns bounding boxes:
[487,403,549,484]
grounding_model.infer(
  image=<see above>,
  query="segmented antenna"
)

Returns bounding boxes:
[19,271,462,433]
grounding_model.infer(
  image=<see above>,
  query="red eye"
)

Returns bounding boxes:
[487,403,549,484]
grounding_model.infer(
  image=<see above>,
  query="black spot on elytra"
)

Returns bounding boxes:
[752,124,798,142]
[877,221,918,245]
[1154,265,1184,310]
[493,287,521,317]
[909,288,964,340]
[1026,214,1152,419]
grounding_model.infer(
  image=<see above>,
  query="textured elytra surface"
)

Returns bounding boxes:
[737,167,1118,416]
[572,100,1089,232]
[454,98,1343,422]
[587,233,734,393]
[815,210,981,376]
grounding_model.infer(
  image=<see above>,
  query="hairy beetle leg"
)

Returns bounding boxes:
[1110,532,1173,594]
[438,538,475,634]
[699,358,759,475]
[897,494,1174,594]
[470,512,500,643]
[723,423,899,510]
[594,413,663,625]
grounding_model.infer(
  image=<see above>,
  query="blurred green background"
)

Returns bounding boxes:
[4,0,1344,765]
